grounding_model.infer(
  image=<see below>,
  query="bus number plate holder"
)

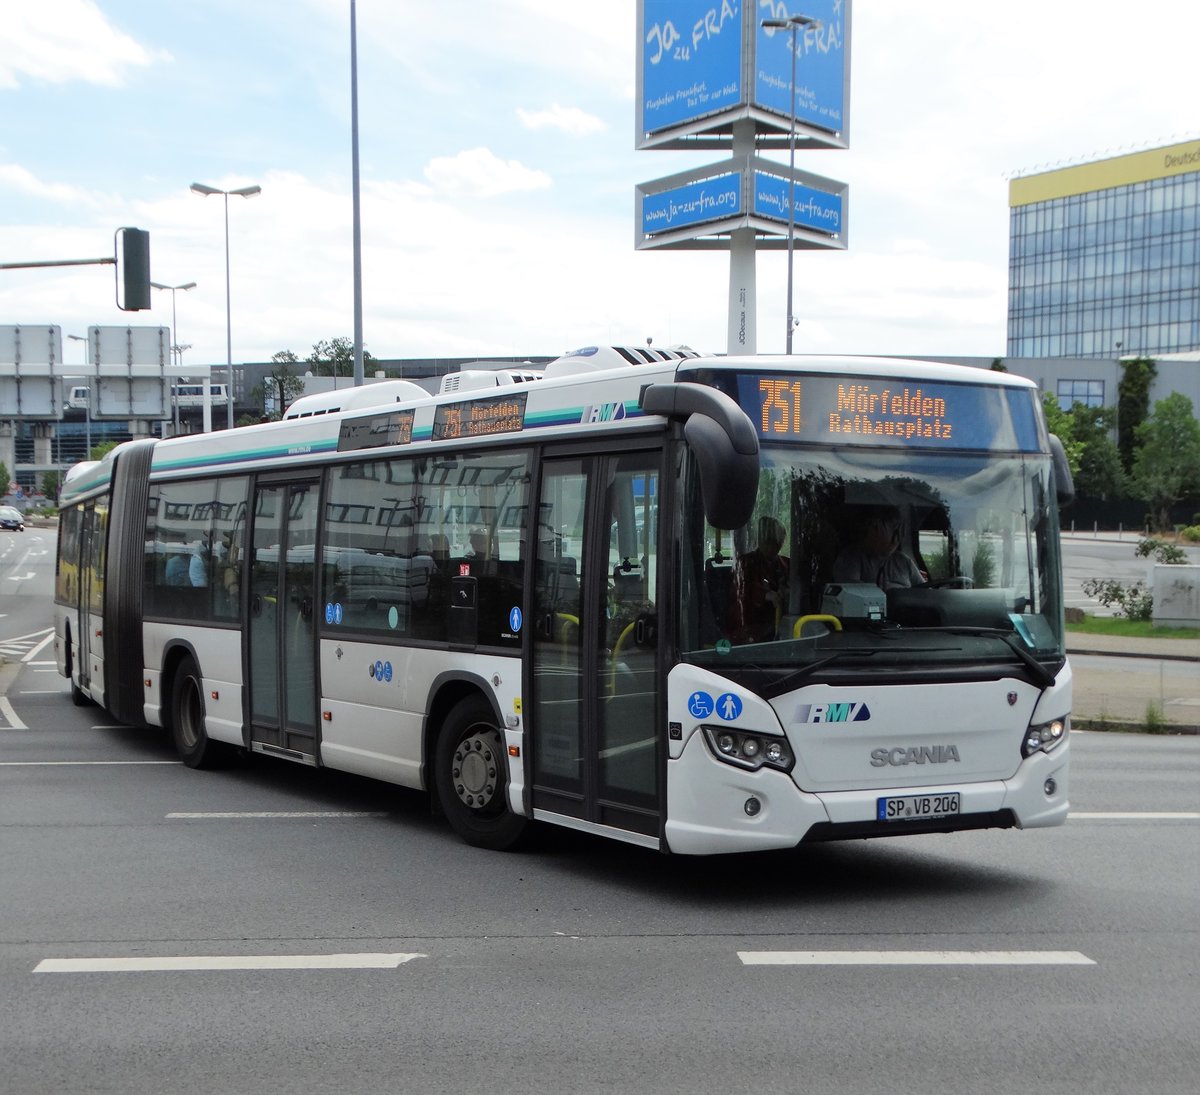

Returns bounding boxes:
[877,793,961,822]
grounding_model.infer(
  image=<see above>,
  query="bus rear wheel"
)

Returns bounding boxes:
[170,655,225,769]
[435,696,527,850]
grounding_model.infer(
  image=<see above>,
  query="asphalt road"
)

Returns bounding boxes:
[1,528,1198,1094]
[0,684,1196,1095]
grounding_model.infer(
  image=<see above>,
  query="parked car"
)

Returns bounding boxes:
[0,506,25,531]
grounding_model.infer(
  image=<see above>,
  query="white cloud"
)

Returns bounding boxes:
[517,103,607,136]
[0,164,98,206]
[422,148,552,197]
[0,0,166,88]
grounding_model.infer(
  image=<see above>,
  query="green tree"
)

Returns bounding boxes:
[0,460,10,498]
[1041,393,1083,476]
[306,336,378,378]
[41,470,62,500]
[1069,404,1124,501]
[1130,392,1200,530]
[255,350,307,419]
[1117,356,1157,474]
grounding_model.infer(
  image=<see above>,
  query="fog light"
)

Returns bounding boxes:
[744,796,761,817]
[1044,778,1057,796]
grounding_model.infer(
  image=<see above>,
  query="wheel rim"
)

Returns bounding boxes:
[450,727,503,813]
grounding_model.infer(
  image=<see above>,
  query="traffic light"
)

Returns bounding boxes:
[115,227,151,311]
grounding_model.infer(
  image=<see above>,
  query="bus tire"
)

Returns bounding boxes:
[64,627,91,706]
[170,655,224,769]
[435,695,527,851]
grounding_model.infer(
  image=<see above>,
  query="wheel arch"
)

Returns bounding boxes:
[159,640,203,729]
[422,671,503,807]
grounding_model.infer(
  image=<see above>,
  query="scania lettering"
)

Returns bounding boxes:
[54,347,1073,855]
[871,745,962,767]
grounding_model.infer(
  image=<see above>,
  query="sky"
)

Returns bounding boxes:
[2,0,1199,374]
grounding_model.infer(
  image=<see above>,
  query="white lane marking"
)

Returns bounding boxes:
[1071,812,1200,820]
[738,951,1096,966]
[0,760,179,766]
[0,696,27,730]
[167,811,387,819]
[0,626,54,660]
[35,953,425,973]
[22,631,55,662]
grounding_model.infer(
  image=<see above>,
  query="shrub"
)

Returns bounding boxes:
[1181,525,1200,543]
[1081,578,1154,621]
[1134,536,1189,564]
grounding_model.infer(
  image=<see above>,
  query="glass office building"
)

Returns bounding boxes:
[1008,139,1200,358]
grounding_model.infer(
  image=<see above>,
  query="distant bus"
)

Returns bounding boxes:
[54,346,1075,855]
[64,383,229,411]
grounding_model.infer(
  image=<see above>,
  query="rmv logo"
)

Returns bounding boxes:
[795,702,871,724]
[582,402,627,424]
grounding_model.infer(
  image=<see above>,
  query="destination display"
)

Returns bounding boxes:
[432,393,528,442]
[337,410,415,451]
[717,373,1044,452]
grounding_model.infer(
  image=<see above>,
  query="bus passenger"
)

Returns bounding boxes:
[832,506,923,591]
[728,516,789,643]
[188,541,210,587]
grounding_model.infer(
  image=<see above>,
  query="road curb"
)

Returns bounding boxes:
[0,656,20,702]
[1068,647,1199,663]
[1073,718,1199,736]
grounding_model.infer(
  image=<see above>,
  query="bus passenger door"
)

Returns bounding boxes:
[247,479,319,760]
[530,452,662,843]
[77,500,107,698]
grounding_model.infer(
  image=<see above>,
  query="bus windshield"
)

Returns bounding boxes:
[681,442,1065,684]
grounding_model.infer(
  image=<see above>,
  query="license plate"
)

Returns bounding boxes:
[877,792,961,822]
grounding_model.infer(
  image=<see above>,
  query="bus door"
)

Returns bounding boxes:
[77,500,107,697]
[247,478,320,760]
[530,451,663,842]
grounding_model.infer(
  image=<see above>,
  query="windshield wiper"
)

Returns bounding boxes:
[915,626,1058,689]
[761,647,929,697]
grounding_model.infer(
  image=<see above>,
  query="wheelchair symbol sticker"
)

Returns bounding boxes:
[688,691,715,718]
[715,693,743,721]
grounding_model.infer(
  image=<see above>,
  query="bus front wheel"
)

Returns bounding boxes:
[170,656,224,769]
[435,696,527,851]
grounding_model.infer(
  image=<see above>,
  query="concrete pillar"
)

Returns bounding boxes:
[727,120,757,357]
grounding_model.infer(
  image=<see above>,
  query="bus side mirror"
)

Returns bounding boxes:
[683,414,759,529]
[1048,434,1075,509]
[640,382,760,530]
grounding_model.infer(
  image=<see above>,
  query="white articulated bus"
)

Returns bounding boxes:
[54,347,1075,854]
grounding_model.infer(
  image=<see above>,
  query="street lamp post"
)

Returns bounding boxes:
[65,334,92,460]
[151,280,196,435]
[190,182,261,429]
[761,13,819,355]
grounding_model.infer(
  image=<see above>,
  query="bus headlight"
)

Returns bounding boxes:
[1022,716,1068,758]
[702,727,794,773]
